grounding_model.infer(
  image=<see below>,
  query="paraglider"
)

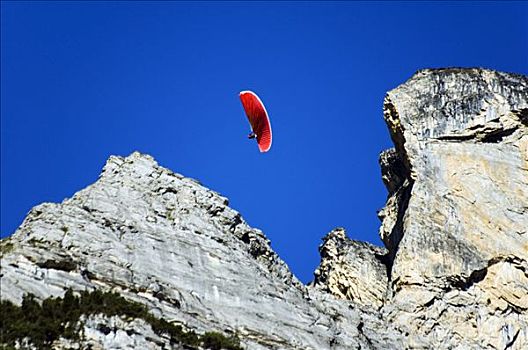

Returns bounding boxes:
[239,90,272,153]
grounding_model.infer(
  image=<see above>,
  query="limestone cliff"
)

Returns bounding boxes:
[1,68,527,349]
[0,153,402,349]
[314,68,528,349]
[383,68,528,350]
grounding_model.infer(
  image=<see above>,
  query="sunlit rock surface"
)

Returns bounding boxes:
[380,68,528,349]
[2,68,527,349]
[310,228,389,309]
[0,152,403,349]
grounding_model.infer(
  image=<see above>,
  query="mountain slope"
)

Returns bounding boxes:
[2,67,527,349]
[1,152,401,349]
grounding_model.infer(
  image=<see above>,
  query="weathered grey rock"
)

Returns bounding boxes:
[1,152,404,349]
[310,228,389,309]
[2,67,527,350]
[380,68,528,349]
[52,314,174,350]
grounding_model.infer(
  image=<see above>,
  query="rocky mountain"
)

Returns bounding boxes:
[1,68,527,349]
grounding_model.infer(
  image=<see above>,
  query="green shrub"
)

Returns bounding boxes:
[201,332,243,350]
[36,259,77,272]
[0,289,242,350]
[0,240,14,255]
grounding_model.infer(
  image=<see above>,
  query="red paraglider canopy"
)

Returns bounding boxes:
[239,90,272,152]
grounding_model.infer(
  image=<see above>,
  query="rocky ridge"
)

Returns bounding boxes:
[1,67,527,349]
[314,68,528,349]
[1,153,403,349]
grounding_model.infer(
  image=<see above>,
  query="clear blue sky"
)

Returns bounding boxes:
[2,1,527,283]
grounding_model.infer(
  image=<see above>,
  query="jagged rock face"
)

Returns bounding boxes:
[2,68,527,350]
[377,148,411,256]
[381,68,528,349]
[1,152,404,349]
[310,228,388,309]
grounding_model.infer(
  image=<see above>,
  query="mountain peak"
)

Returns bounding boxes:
[2,68,527,349]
